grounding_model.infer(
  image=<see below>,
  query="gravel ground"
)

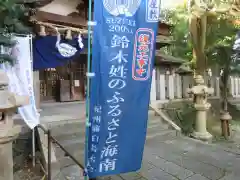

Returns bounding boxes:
[14,164,43,180]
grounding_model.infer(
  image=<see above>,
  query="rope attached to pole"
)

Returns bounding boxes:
[31,18,89,34]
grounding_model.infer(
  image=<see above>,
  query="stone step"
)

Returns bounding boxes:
[47,110,176,177]
[53,123,171,152]
[51,111,173,157]
[53,130,85,143]
[37,106,180,179]
[49,112,166,139]
[50,121,85,137]
[148,117,169,129]
[148,115,162,123]
[55,130,174,170]
[148,110,157,116]
[54,138,85,158]
[148,110,173,129]
[147,122,162,129]
[146,124,175,139]
[229,99,240,104]
[41,116,85,126]
[57,150,85,169]
[50,151,85,178]
[54,124,169,157]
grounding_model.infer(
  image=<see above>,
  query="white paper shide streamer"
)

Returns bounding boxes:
[1,35,40,129]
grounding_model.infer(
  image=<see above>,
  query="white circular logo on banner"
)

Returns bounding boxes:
[57,43,77,58]
[103,0,142,17]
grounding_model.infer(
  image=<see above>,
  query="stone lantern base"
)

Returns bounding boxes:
[0,125,22,180]
[186,75,214,142]
[0,69,29,180]
[191,131,212,142]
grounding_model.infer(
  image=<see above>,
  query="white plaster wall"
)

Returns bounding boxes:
[40,0,186,16]
[39,0,80,16]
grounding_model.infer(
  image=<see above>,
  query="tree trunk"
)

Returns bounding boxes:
[221,68,230,112]
[190,15,207,78]
[222,85,228,112]
[195,50,206,76]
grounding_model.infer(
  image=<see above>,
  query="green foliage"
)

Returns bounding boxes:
[161,7,193,63]
[164,103,196,135]
[205,15,240,111]
[175,104,196,135]
[0,0,31,65]
[163,2,240,122]
[163,4,239,72]
[0,0,31,33]
[206,15,237,66]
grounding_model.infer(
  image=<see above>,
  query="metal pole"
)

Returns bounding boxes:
[32,128,36,167]
[47,130,52,180]
[85,0,93,179]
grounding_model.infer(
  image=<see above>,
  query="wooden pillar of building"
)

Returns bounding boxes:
[79,63,86,100]
[69,61,74,99]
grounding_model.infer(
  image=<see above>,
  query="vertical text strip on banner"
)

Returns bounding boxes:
[1,36,39,129]
[88,0,160,178]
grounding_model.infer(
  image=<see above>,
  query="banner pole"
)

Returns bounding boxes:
[32,127,36,167]
[84,0,93,179]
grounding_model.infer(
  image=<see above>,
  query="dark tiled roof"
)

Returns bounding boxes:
[155,51,185,64]
[176,65,193,74]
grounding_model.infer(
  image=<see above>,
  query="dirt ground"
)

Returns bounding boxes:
[13,130,44,180]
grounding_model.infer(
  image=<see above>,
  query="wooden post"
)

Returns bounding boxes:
[220,112,232,139]
[221,120,230,138]
[80,63,86,100]
[44,69,48,97]
[68,61,74,100]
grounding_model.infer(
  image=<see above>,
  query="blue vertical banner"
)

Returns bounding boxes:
[88,0,160,178]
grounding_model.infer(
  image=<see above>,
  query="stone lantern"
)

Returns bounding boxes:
[187,75,214,141]
[0,70,29,180]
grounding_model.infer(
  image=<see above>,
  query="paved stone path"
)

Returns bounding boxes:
[55,133,240,180]
[40,101,86,119]
[39,102,240,180]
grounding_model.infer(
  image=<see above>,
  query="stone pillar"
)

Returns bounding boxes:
[155,67,160,100]
[238,78,240,95]
[187,75,214,141]
[215,77,220,98]
[235,77,239,97]
[159,74,166,100]
[229,76,234,97]
[167,73,174,100]
[0,142,13,180]
[150,69,156,103]
[183,75,191,98]
[175,74,182,99]
[0,70,28,180]
[193,103,212,139]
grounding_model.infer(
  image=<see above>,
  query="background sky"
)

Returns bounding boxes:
[161,0,186,9]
